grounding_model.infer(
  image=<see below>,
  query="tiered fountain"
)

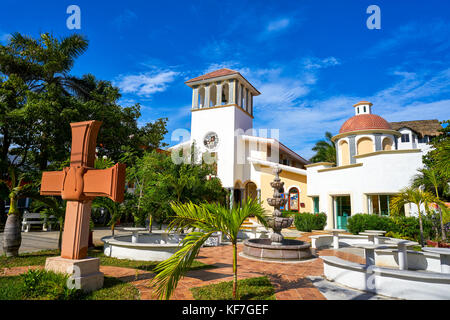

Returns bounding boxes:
[243,167,313,261]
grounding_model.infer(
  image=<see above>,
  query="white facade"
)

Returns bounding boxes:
[306,102,434,230]
[169,69,310,210]
[307,150,423,229]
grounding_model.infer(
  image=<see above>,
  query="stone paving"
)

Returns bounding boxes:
[1,229,378,300]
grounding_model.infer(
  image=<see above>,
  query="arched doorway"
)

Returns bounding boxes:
[244,182,257,202]
[233,182,242,206]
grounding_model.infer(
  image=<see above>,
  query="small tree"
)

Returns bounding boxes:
[127,150,227,231]
[151,198,267,300]
[412,167,448,241]
[390,187,445,246]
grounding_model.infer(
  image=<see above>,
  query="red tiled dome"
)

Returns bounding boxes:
[339,114,392,134]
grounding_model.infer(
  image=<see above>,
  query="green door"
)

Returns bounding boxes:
[335,196,351,230]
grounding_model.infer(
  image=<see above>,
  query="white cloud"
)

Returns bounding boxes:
[256,67,450,159]
[114,69,179,97]
[368,20,450,56]
[302,56,341,70]
[266,18,291,32]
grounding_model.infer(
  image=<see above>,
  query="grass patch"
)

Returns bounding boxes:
[88,246,213,272]
[1,246,213,272]
[0,269,139,300]
[0,249,59,268]
[191,276,276,300]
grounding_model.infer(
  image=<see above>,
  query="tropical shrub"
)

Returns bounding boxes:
[347,214,434,242]
[293,212,327,232]
[346,214,391,234]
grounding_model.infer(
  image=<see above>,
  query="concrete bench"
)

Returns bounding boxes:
[21,213,56,232]
[322,255,450,299]
[309,235,333,249]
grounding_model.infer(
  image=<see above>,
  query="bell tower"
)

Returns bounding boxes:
[184,68,260,188]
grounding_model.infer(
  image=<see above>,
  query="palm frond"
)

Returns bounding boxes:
[151,231,214,300]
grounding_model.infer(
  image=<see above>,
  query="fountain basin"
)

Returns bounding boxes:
[101,233,185,261]
[268,217,294,229]
[267,198,287,207]
[243,238,313,261]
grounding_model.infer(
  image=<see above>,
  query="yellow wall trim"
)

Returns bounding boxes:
[318,163,363,172]
[191,103,254,119]
[331,129,401,142]
[353,149,421,159]
[304,162,335,168]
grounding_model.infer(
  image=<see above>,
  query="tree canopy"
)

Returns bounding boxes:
[309,131,336,163]
[0,32,168,220]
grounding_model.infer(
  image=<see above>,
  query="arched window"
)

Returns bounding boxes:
[357,137,374,155]
[339,140,350,165]
[209,84,217,107]
[382,137,393,150]
[198,87,205,108]
[288,187,299,212]
[222,82,229,105]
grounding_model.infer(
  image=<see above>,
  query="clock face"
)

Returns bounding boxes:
[203,132,219,150]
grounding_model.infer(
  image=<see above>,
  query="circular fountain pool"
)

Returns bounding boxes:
[243,238,312,261]
[101,232,185,261]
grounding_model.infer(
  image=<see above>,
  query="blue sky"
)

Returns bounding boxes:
[1,0,449,158]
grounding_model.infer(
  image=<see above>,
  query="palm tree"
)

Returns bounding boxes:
[390,187,445,246]
[0,167,41,256]
[412,167,448,241]
[7,32,89,96]
[92,197,123,237]
[31,197,66,250]
[4,32,91,171]
[310,132,336,163]
[150,198,267,300]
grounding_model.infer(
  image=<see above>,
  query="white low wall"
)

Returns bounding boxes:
[375,249,441,272]
[322,256,450,300]
[238,229,270,240]
[311,234,383,249]
[102,236,181,261]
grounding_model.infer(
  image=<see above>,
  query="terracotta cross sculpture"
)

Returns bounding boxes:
[40,120,126,260]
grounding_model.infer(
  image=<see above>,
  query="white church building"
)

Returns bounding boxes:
[170,68,442,230]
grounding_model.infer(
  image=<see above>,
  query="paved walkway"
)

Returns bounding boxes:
[0,227,131,255]
[0,244,365,300]
[1,229,384,300]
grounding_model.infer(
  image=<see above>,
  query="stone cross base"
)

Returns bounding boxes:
[45,256,104,292]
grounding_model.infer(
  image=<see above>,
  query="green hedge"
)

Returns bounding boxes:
[293,212,327,232]
[346,214,434,242]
